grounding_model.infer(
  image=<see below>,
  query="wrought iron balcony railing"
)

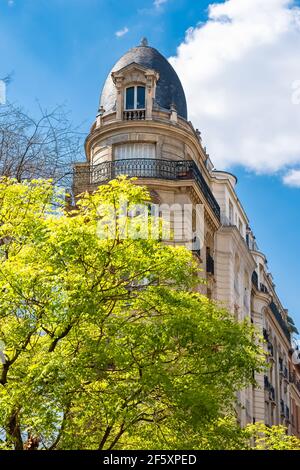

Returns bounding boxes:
[82,158,221,221]
[260,283,269,294]
[269,301,291,342]
[264,376,276,402]
[269,385,275,402]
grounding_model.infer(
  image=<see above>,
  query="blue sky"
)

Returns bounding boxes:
[0,0,213,122]
[0,0,299,324]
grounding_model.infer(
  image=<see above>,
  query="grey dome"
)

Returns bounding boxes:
[100,44,188,120]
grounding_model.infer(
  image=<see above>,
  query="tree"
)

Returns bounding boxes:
[0,101,82,185]
[245,423,300,450]
[0,177,265,450]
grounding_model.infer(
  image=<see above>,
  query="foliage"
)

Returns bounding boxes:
[245,422,300,450]
[0,177,265,450]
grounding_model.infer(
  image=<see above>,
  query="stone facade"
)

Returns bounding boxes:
[73,41,300,434]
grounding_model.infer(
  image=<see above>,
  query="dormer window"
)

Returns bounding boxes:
[125,86,145,110]
[111,63,158,121]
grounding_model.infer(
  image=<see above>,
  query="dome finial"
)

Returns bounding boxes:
[140,37,148,47]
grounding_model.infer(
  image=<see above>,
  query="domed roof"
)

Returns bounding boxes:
[99,41,188,120]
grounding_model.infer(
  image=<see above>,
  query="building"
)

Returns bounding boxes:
[73,39,300,433]
[289,344,300,436]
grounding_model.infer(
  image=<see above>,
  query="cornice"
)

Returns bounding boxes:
[217,225,256,270]
[84,118,211,179]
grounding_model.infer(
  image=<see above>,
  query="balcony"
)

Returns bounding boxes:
[123,109,145,121]
[251,274,270,295]
[264,376,276,402]
[269,386,275,402]
[76,158,221,221]
[260,283,269,294]
[269,301,291,342]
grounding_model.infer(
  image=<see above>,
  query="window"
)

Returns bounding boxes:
[114,143,155,160]
[125,86,145,110]
[125,87,135,110]
[136,86,145,109]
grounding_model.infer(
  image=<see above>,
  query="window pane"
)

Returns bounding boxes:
[115,143,155,160]
[125,87,134,110]
[136,86,145,109]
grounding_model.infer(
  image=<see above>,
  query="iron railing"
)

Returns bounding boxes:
[260,283,269,294]
[270,301,291,342]
[79,158,221,221]
[264,376,276,402]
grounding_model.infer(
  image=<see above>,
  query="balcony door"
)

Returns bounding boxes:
[114,143,156,178]
[114,143,155,160]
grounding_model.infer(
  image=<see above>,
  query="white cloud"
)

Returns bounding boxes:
[115,27,129,38]
[154,0,168,9]
[283,169,300,186]
[7,0,14,5]
[170,0,300,174]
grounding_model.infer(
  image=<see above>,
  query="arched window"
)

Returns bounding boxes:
[125,86,145,110]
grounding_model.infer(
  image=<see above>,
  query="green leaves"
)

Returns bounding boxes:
[244,422,300,450]
[0,177,266,450]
